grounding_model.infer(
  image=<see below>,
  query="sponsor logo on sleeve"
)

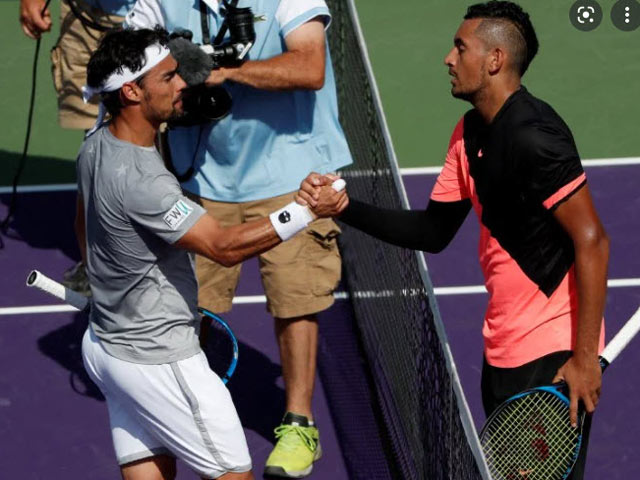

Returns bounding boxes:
[163,200,194,230]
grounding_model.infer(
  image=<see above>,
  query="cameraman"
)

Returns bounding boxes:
[19,0,132,129]
[125,0,353,477]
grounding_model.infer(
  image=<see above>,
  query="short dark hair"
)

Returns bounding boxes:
[464,1,539,76]
[87,27,170,117]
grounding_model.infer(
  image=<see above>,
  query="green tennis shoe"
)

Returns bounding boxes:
[264,412,322,478]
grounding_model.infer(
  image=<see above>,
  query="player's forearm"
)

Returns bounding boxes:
[210,219,281,267]
[180,186,345,264]
[177,213,281,266]
[339,198,471,253]
[220,51,325,91]
[573,227,609,362]
[211,194,346,264]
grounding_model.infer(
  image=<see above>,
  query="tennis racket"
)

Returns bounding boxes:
[480,306,640,480]
[26,270,239,384]
[26,269,90,311]
[198,307,238,384]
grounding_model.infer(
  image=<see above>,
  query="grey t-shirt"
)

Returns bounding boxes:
[77,126,207,364]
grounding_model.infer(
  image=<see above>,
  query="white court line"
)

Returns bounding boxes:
[0,305,81,315]
[1,158,638,315]
[1,157,639,194]
[0,183,76,194]
[3,278,639,316]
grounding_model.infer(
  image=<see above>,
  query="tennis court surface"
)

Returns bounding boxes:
[2,160,640,478]
[2,0,640,478]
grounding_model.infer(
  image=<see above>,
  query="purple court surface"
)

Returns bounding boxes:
[1,163,639,479]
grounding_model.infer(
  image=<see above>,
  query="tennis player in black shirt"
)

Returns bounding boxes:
[297,2,609,478]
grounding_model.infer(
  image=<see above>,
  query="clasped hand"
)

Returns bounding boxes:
[296,172,349,219]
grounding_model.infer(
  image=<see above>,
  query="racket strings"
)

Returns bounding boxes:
[481,391,580,479]
[484,402,576,478]
[483,397,577,479]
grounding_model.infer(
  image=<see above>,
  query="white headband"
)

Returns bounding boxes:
[82,43,171,137]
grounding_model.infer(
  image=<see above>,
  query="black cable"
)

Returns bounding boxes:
[0,0,117,248]
[164,125,205,183]
[0,1,52,246]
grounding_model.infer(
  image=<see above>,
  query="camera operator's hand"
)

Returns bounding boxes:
[19,0,51,39]
[205,68,229,87]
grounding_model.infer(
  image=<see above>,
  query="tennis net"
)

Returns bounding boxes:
[326,0,490,478]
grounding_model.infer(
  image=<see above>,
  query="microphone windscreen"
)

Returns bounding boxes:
[168,37,214,86]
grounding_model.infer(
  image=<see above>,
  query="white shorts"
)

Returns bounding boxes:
[81,327,251,478]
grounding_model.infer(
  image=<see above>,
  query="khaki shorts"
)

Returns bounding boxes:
[190,192,342,319]
[50,0,123,129]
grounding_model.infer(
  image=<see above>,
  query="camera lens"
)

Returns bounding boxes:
[227,7,256,45]
[197,86,232,121]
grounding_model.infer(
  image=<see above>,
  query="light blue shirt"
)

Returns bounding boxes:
[126,0,353,202]
[88,0,135,17]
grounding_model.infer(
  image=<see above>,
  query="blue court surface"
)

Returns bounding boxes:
[1,161,639,479]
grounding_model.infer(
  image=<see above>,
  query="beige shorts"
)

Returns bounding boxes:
[190,192,342,319]
[50,0,123,129]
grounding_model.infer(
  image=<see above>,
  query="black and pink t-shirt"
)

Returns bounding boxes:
[432,87,604,368]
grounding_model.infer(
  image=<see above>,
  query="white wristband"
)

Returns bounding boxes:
[270,179,346,241]
[270,201,314,241]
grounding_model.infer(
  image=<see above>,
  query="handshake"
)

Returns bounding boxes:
[295,172,350,219]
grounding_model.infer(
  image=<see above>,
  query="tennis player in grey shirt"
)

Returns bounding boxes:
[76,28,347,480]
[78,126,206,365]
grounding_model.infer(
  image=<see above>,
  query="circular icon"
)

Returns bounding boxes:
[278,211,291,223]
[570,0,603,31]
[611,0,640,31]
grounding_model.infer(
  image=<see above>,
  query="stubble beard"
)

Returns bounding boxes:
[451,87,474,102]
[450,70,486,104]
[142,89,182,124]
[167,105,184,122]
